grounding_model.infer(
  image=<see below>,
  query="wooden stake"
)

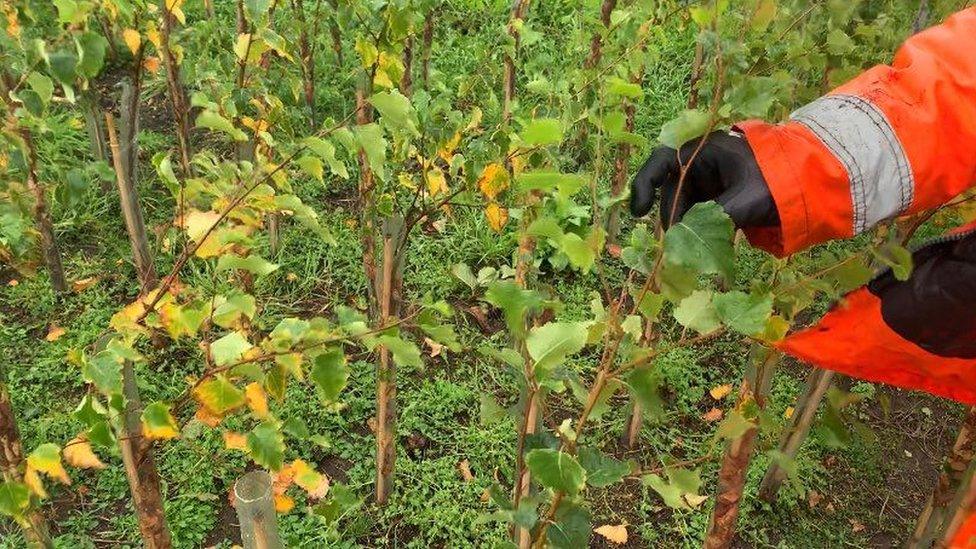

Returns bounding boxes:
[758,368,834,502]
[375,221,403,505]
[106,113,158,292]
[502,0,531,124]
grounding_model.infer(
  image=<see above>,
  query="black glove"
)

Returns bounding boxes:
[629,130,779,228]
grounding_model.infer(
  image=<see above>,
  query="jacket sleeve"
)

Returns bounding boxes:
[737,7,976,257]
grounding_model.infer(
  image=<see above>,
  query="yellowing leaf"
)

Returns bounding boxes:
[485,202,508,232]
[194,406,223,427]
[425,166,448,197]
[63,437,105,470]
[709,384,733,401]
[24,466,47,499]
[141,402,180,440]
[244,382,269,419]
[273,493,294,513]
[594,524,628,545]
[784,406,795,419]
[45,325,66,342]
[223,431,247,451]
[26,444,70,485]
[438,132,461,163]
[145,25,161,48]
[702,407,723,422]
[477,163,509,200]
[291,459,329,499]
[122,28,141,54]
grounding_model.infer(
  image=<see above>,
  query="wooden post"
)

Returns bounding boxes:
[106,113,158,292]
[703,347,780,549]
[233,471,283,549]
[21,130,67,294]
[375,218,404,505]
[907,407,976,547]
[0,379,52,548]
[758,369,834,502]
[119,80,141,193]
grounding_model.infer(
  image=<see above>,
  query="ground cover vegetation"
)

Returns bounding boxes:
[1,0,973,546]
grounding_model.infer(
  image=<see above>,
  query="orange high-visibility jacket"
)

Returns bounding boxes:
[732,10,976,545]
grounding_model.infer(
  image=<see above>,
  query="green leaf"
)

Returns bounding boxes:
[515,172,587,197]
[302,137,348,179]
[0,482,30,520]
[216,254,280,276]
[658,109,710,148]
[47,50,79,84]
[213,291,257,328]
[674,290,721,334]
[525,449,586,495]
[245,0,272,21]
[713,291,773,335]
[643,467,706,510]
[663,201,735,280]
[578,447,630,488]
[369,90,419,136]
[872,242,913,281]
[82,351,123,395]
[310,348,348,402]
[296,155,324,182]
[624,367,664,421]
[660,262,698,302]
[547,501,591,549]
[76,32,108,78]
[247,421,285,471]
[716,409,753,440]
[210,332,253,366]
[519,118,563,147]
[826,29,855,56]
[193,375,245,415]
[558,233,595,272]
[526,322,588,377]
[375,335,423,368]
[26,73,53,106]
[354,123,387,180]
[484,281,546,337]
[195,110,248,141]
[607,77,643,99]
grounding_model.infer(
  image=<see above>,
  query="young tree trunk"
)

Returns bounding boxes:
[0,380,53,548]
[158,2,193,177]
[237,0,247,34]
[106,113,158,292]
[623,401,641,448]
[502,0,531,124]
[21,130,67,294]
[295,0,316,130]
[421,15,433,88]
[117,359,172,548]
[758,368,834,502]
[907,407,976,547]
[687,41,705,110]
[204,0,215,18]
[606,97,635,244]
[584,0,616,69]
[97,15,119,60]
[937,459,976,548]
[401,35,413,97]
[703,348,781,549]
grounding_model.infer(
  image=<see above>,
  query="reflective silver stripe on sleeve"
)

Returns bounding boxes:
[790,94,914,235]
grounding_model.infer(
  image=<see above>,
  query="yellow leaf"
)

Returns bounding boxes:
[5,8,21,38]
[195,406,223,427]
[373,68,393,88]
[784,406,795,420]
[273,462,295,495]
[145,24,161,48]
[291,459,329,499]
[485,202,508,232]
[244,382,269,419]
[425,166,448,197]
[171,6,186,25]
[63,437,106,470]
[709,384,733,401]
[594,524,628,545]
[458,459,474,482]
[141,403,180,440]
[122,28,141,55]
[477,163,509,200]
[45,325,66,342]
[273,493,294,513]
[7,279,18,286]
[223,431,247,451]
[26,445,70,485]
[24,466,47,499]
[702,407,723,422]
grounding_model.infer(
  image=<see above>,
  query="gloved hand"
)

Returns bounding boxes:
[629,130,779,228]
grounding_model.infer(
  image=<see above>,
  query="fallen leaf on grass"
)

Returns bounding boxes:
[425,337,445,358]
[702,407,723,422]
[808,490,822,508]
[594,524,628,544]
[784,406,795,419]
[709,384,733,400]
[458,459,474,482]
[72,276,99,292]
[45,325,66,342]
